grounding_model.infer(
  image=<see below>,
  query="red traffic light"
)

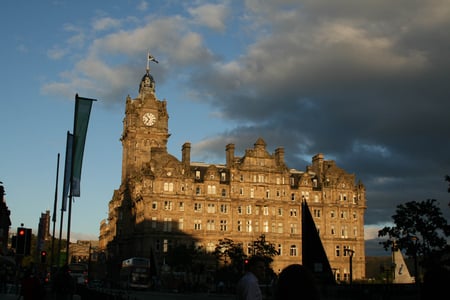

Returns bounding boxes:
[40,250,47,263]
[244,259,249,264]
[19,229,25,236]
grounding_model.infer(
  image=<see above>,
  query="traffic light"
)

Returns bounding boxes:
[40,251,47,263]
[16,227,26,255]
[15,227,31,256]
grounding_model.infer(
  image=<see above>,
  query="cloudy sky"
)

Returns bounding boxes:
[1,1,449,256]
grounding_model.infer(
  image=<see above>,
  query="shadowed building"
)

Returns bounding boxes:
[99,59,367,282]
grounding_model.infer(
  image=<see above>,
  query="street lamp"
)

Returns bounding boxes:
[344,248,355,284]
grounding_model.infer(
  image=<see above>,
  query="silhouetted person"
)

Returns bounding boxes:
[52,264,75,300]
[274,264,320,300]
[20,269,44,300]
[236,256,266,300]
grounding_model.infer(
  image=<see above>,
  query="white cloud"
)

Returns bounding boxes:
[92,17,122,31]
[188,3,229,32]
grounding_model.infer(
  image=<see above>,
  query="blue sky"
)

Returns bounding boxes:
[1,1,449,256]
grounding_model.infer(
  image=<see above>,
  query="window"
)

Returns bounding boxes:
[278,244,282,255]
[266,190,270,199]
[179,202,184,211]
[194,203,202,212]
[220,220,228,231]
[278,208,283,216]
[246,220,252,232]
[151,217,157,229]
[237,220,242,232]
[196,187,201,195]
[237,206,242,214]
[302,191,309,200]
[178,218,184,230]
[164,201,172,211]
[163,218,172,232]
[220,204,228,213]
[290,223,297,234]
[263,221,269,233]
[240,188,244,195]
[207,203,215,213]
[276,177,281,185]
[195,170,201,179]
[163,182,174,192]
[152,201,157,210]
[246,205,252,214]
[194,220,202,230]
[263,206,269,215]
[290,209,297,217]
[290,245,297,256]
[207,219,215,231]
[278,223,283,233]
[335,245,340,257]
[341,226,348,238]
[240,174,244,182]
[331,226,335,235]
[207,242,215,252]
[291,193,295,201]
[221,172,226,181]
[250,188,254,198]
[331,210,335,218]
[207,185,216,194]
[221,189,226,197]
[314,209,321,218]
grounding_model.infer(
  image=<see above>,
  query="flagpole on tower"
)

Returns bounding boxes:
[147,51,159,73]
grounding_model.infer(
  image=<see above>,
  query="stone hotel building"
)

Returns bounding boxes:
[99,61,367,281]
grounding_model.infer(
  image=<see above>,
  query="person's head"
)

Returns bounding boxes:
[246,255,266,281]
[275,264,320,300]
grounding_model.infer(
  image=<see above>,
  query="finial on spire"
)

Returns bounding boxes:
[147,51,159,72]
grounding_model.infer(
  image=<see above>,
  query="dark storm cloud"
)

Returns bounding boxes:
[188,0,450,226]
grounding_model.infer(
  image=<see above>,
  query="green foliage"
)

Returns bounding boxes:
[213,235,278,283]
[378,199,450,267]
[249,234,278,264]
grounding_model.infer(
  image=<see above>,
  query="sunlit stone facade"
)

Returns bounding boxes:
[99,65,367,281]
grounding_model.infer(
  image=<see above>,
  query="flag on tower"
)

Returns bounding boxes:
[148,53,159,63]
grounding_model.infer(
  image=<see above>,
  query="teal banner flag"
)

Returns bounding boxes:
[71,94,96,197]
[61,132,73,211]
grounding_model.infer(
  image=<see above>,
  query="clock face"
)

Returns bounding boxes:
[143,112,156,126]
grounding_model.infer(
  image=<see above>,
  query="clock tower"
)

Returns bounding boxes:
[120,58,170,181]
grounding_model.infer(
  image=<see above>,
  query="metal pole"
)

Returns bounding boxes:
[51,153,60,268]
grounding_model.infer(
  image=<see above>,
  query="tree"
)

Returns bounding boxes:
[214,238,246,269]
[378,199,450,268]
[249,234,278,264]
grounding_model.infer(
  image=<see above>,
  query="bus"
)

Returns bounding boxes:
[68,263,89,285]
[119,257,151,289]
